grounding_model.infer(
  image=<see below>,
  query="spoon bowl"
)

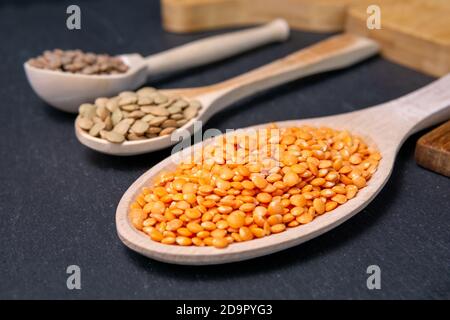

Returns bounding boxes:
[25,54,147,113]
[25,19,290,113]
[116,75,450,265]
[76,34,380,155]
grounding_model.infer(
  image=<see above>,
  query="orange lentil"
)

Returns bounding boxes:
[177,227,193,237]
[311,178,326,187]
[237,166,250,177]
[130,202,141,210]
[201,199,217,208]
[198,184,214,194]
[267,173,282,183]
[313,198,325,215]
[282,153,298,166]
[151,201,165,215]
[136,195,146,207]
[332,185,347,194]
[282,213,295,223]
[143,218,156,227]
[201,211,214,222]
[129,208,147,230]
[212,237,229,248]
[297,210,314,224]
[201,221,216,231]
[149,229,164,242]
[290,194,306,207]
[325,201,338,212]
[197,231,210,239]
[250,226,266,238]
[192,237,204,246]
[244,216,254,226]
[227,211,246,229]
[161,237,176,245]
[290,206,304,216]
[142,226,154,234]
[241,180,255,190]
[211,229,227,238]
[212,214,222,223]
[204,237,214,246]
[340,174,353,185]
[185,208,202,220]
[320,189,335,198]
[251,175,268,189]
[352,175,367,189]
[267,214,283,226]
[346,185,358,199]
[332,194,347,204]
[163,231,176,238]
[176,236,192,246]
[239,227,253,241]
[283,172,300,187]
[267,201,284,215]
[186,222,203,234]
[256,192,272,203]
[288,220,300,227]
[166,219,183,231]
[240,203,256,212]
[271,224,286,233]
[230,181,243,190]
[130,125,380,248]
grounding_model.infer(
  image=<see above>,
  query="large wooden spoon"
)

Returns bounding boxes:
[115,74,450,265]
[75,34,379,155]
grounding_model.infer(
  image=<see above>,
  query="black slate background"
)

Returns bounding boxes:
[0,0,449,299]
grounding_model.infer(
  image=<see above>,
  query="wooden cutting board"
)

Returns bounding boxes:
[161,0,450,77]
[346,0,450,77]
[415,120,450,177]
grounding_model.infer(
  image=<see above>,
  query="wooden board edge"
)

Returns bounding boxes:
[161,0,350,33]
[415,121,450,177]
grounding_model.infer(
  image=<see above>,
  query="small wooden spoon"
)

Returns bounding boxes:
[24,19,289,113]
[76,34,380,155]
[116,74,450,265]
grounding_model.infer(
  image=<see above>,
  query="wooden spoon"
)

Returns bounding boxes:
[24,19,289,113]
[116,74,450,265]
[75,34,380,155]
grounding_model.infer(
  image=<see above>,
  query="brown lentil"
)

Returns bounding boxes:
[27,49,128,75]
[129,125,381,249]
[77,88,201,143]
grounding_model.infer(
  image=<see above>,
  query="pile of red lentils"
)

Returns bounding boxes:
[129,125,381,248]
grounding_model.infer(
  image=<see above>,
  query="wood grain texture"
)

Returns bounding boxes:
[116,72,450,264]
[415,120,450,177]
[346,0,450,76]
[163,0,450,77]
[161,0,355,33]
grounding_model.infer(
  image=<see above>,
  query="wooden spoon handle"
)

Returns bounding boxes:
[384,74,450,135]
[145,19,289,76]
[204,34,379,111]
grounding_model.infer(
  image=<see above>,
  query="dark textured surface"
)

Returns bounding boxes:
[0,0,449,300]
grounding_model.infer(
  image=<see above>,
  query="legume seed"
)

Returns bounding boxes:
[130,120,149,135]
[89,122,105,137]
[104,131,125,143]
[159,127,176,136]
[78,117,94,130]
